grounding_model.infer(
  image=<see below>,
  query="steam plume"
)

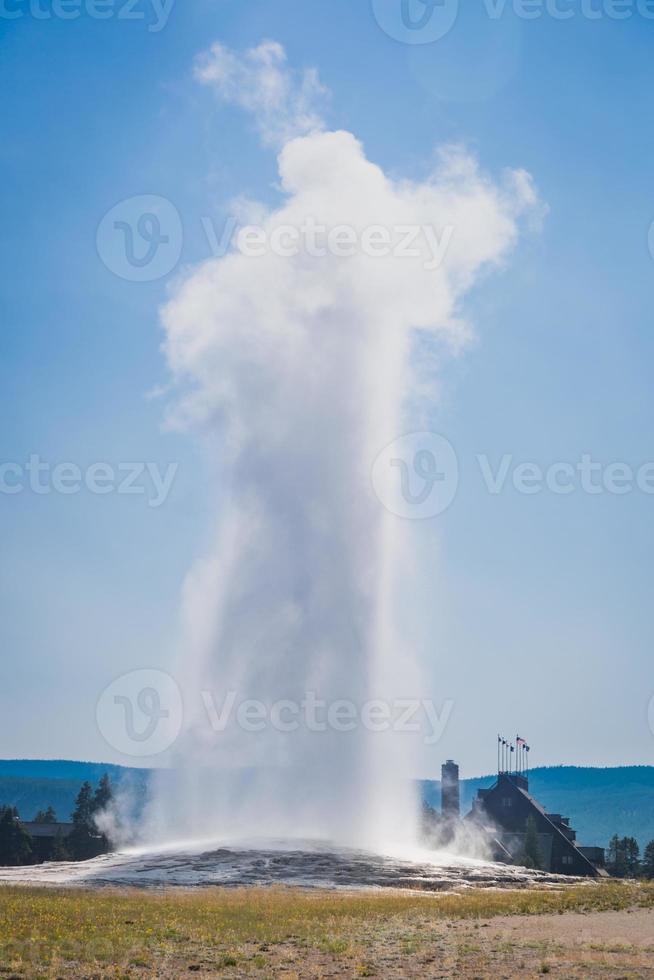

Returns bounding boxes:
[147,41,538,852]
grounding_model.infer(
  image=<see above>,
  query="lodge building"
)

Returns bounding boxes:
[431,749,607,877]
[469,771,605,876]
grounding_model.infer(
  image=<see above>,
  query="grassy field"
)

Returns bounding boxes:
[1,881,654,978]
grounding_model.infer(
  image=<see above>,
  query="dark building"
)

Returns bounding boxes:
[468,772,605,876]
[21,822,73,862]
[431,740,607,877]
[441,760,460,821]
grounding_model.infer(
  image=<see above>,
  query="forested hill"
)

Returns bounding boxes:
[0,759,146,783]
[421,765,654,848]
[1,761,653,848]
[0,760,150,823]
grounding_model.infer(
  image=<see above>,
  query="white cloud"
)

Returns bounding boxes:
[194,39,328,147]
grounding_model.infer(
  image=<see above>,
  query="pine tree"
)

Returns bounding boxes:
[623,837,640,877]
[73,782,94,827]
[68,778,114,860]
[0,807,32,866]
[92,773,114,851]
[607,835,640,878]
[92,774,112,814]
[643,841,654,879]
[607,834,626,877]
[34,806,57,824]
[68,782,96,860]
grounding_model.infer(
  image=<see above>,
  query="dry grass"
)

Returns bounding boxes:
[1,880,653,977]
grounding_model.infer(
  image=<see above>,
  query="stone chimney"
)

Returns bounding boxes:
[441,760,460,821]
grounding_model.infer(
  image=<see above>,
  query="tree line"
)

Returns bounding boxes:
[607,834,654,878]
[0,775,113,866]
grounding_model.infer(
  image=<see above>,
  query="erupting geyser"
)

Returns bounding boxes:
[143,41,538,854]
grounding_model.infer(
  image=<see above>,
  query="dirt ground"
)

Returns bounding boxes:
[153,907,654,978]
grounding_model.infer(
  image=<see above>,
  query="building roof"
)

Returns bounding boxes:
[21,822,74,838]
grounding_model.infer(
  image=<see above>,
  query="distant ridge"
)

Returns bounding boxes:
[1,761,653,847]
[0,759,149,782]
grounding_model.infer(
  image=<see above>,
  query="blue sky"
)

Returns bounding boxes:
[1,0,654,777]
